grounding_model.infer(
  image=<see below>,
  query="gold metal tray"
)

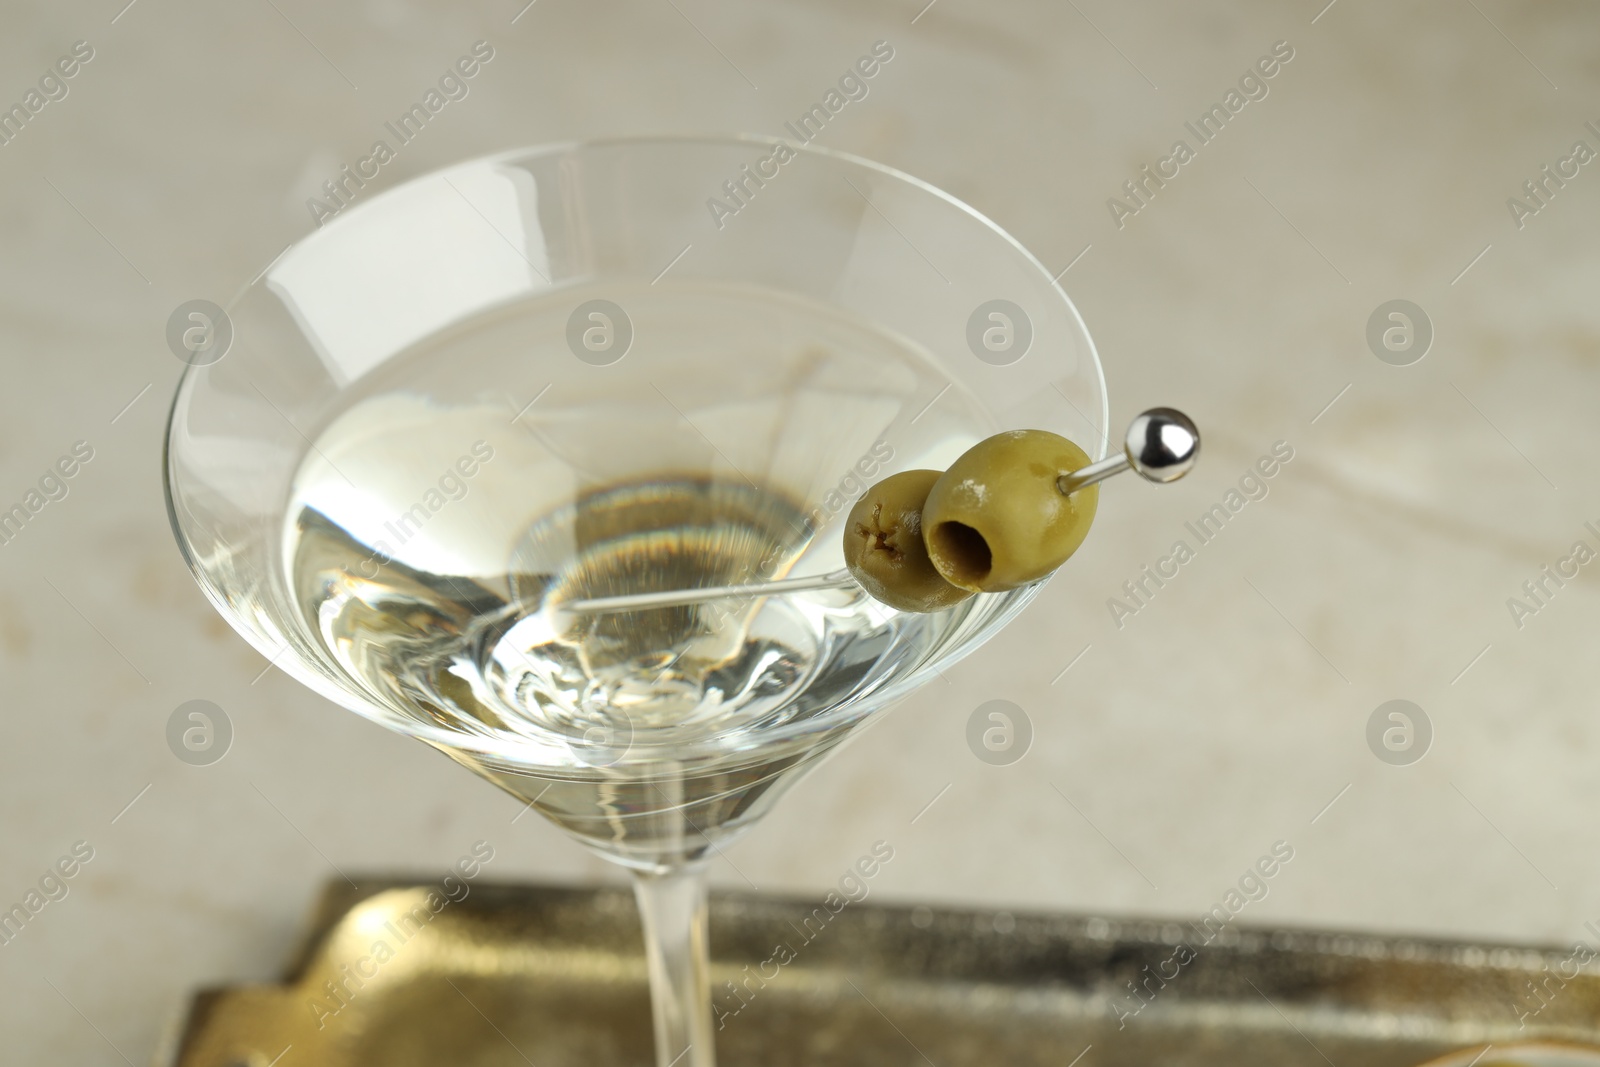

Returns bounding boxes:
[164,880,1600,1066]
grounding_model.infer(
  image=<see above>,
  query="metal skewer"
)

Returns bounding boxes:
[1056,406,1200,494]
[560,569,855,614]
[560,408,1199,616]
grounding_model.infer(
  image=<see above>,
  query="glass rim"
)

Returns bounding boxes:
[164,132,1108,556]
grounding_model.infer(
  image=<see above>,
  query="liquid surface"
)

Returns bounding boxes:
[283,281,1018,867]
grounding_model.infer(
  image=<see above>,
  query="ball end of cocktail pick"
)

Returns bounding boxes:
[1124,407,1199,484]
[1055,407,1200,495]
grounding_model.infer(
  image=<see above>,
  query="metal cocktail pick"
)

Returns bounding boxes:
[563,408,1200,615]
[1056,406,1200,494]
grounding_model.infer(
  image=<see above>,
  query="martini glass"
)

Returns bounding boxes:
[164,136,1107,1067]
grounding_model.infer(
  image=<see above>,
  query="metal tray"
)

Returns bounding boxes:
[163,880,1600,1066]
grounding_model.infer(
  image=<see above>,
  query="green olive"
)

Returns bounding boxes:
[923,430,1098,592]
[843,469,975,613]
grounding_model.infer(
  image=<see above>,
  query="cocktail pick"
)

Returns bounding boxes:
[562,407,1199,615]
[561,568,857,614]
[1056,406,1200,494]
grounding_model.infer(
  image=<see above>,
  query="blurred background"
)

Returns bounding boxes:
[3,0,1597,1060]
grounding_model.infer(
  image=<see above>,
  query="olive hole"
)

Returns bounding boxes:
[932,521,991,583]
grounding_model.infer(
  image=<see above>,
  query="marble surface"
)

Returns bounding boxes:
[2,0,1597,1061]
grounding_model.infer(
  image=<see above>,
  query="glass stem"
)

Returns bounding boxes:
[632,862,717,1067]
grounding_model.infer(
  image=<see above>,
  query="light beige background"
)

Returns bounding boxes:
[1,0,1596,1061]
